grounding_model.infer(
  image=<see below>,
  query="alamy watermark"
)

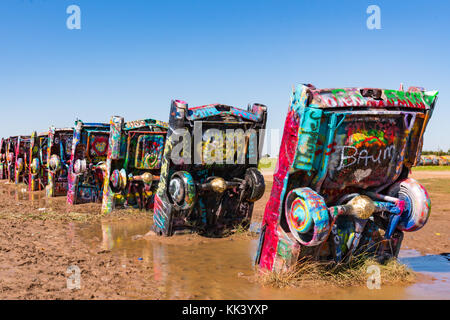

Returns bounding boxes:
[66,5,81,30]
[366,5,381,30]
[66,265,81,290]
[366,264,381,289]
[168,124,281,165]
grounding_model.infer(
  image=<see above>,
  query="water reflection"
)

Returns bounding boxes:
[1,184,47,207]
[101,224,114,251]
[80,219,449,300]
[399,249,450,299]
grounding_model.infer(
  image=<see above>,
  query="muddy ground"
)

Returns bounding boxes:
[0,170,448,299]
[0,186,165,299]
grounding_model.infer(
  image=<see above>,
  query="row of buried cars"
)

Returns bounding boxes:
[418,155,450,166]
[0,100,268,238]
[0,84,441,271]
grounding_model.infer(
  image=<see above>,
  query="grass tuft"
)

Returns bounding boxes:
[256,255,415,289]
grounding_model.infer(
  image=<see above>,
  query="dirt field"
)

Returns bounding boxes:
[0,183,163,299]
[0,169,448,299]
[402,173,450,255]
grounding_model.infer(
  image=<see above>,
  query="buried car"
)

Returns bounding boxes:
[46,127,74,197]
[153,100,267,236]
[438,156,449,166]
[101,116,169,214]
[0,138,7,179]
[14,135,31,185]
[419,155,435,166]
[67,120,110,204]
[6,136,18,182]
[255,84,438,272]
[29,131,49,191]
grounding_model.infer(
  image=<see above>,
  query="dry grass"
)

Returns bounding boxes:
[0,204,151,223]
[419,178,450,194]
[413,166,450,171]
[257,255,415,289]
[0,209,94,222]
[219,222,260,240]
[258,258,327,288]
[0,181,153,223]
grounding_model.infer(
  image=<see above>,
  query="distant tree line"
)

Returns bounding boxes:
[422,149,450,156]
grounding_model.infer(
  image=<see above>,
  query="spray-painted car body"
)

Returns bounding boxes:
[443,155,450,165]
[0,138,7,179]
[438,156,449,166]
[29,131,49,191]
[46,127,74,197]
[101,117,169,214]
[256,84,438,272]
[14,136,31,185]
[419,155,432,166]
[153,100,267,236]
[5,137,18,182]
[67,120,110,204]
[419,155,438,166]
[425,155,439,165]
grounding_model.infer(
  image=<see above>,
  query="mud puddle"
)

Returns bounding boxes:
[1,183,47,207]
[78,218,450,299]
[398,249,450,298]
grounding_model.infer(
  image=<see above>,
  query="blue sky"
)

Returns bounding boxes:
[0,0,449,153]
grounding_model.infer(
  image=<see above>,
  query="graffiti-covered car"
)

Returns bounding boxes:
[256,84,438,272]
[443,155,450,165]
[0,138,7,179]
[431,155,439,165]
[153,100,267,236]
[101,117,169,214]
[6,136,18,182]
[46,127,74,197]
[438,156,449,166]
[420,155,434,166]
[29,131,49,191]
[14,135,31,185]
[67,120,110,204]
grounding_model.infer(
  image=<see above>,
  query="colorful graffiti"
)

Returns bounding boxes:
[256,84,438,272]
[310,86,438,110]
[135,135,165,169]
[46,127,74,197]
[14,136,31,185]
[67,120,111,205]
[90,135,108,158]
[153,100,267,236]
[196,129,255,165]
[5,137,18,182]
[101,116,168,214]
[418,154,450,166]
[28,131,49,192]
[0,138,8,180]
